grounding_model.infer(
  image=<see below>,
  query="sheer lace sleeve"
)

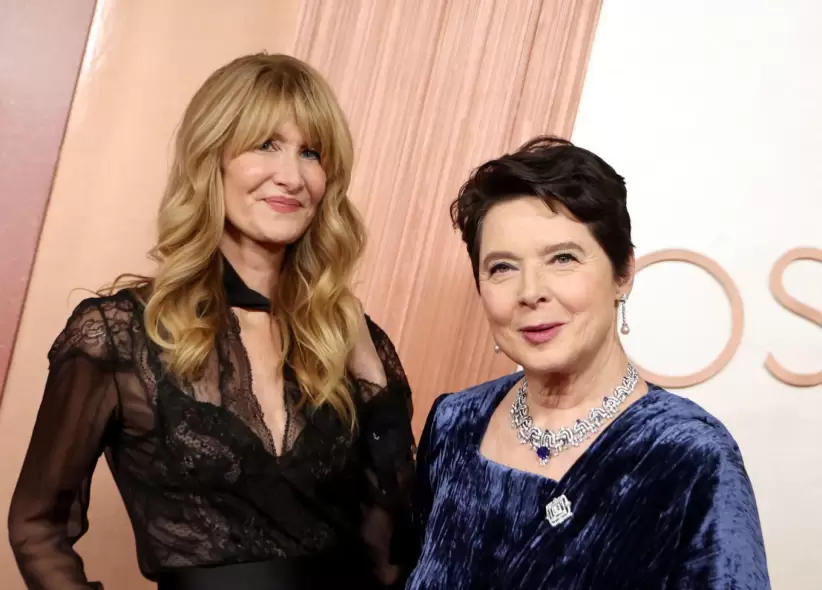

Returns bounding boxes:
[356,317,416,587]
[8,299,120,590]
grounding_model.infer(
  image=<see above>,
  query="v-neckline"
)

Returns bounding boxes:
[474,372,662,487]
[227,308,294,459]
[221,253,294,458]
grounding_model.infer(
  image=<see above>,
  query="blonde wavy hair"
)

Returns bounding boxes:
[111,53,365,426]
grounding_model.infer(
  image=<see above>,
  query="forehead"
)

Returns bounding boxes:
[250,109,319,148]
[272,118,309,144]
[479,197,593,254]
[228,96,321,153]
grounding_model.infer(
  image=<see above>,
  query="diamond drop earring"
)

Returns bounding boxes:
[619,295,630,335]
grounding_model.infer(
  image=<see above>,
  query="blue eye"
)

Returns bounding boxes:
[301,148,321,161]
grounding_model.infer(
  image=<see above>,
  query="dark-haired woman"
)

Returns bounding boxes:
[406,137,770,589]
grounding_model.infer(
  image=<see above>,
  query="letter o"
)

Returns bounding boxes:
[630,249,744,388]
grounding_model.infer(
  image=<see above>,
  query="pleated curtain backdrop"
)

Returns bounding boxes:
[292,0,603,433]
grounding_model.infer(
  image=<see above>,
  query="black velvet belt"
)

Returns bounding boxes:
[155,551,374,590]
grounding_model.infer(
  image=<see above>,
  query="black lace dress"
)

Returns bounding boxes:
[8,263,416,589]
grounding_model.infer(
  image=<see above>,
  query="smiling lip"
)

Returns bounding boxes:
[520,323,563,344]
[264,196,301,213]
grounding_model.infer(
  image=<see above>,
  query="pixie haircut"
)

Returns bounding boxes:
[450,135,634,286]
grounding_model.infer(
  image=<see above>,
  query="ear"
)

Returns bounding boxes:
[616,250,636,301]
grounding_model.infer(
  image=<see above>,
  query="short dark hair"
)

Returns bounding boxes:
[450,135,634,285]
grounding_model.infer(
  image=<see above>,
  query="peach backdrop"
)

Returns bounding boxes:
[292,0,601,433]
[0,1,600,588]
[0,0,96,394]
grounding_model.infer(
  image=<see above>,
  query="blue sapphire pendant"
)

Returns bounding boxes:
[536,446,551,465]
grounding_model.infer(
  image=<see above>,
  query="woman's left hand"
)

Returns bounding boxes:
[347,300,388,387]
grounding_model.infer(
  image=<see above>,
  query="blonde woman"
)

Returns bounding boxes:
[8,54,415,590]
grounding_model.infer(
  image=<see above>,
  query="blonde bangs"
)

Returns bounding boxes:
[224,64,352,188]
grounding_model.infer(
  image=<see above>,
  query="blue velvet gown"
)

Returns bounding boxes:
[407,372,771,589]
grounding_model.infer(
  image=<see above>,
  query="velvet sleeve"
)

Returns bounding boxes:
[669,437,771,589]
[410,393,448,551]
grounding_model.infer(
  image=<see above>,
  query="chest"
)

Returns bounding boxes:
[236,311,282,383]
[149,312,295,466]
[423,435,692,589]
[479,396,595,482]
[232,310,288,436]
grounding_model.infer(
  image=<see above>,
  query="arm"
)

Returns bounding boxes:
[353,317,416,588]
[669,438,771,590]
[411,393,447,551]
[8,301,119,590]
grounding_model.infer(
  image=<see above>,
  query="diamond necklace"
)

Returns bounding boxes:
[510,364,639,466]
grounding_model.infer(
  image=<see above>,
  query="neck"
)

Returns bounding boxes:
[219,230,285,299]
[523,332,636,419]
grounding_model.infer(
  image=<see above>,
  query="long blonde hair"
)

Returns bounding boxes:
[112,53,365,426]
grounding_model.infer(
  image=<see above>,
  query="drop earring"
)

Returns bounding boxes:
[619,295,630,335]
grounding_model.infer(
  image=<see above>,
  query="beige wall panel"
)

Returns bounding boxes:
[0,1,301,588]
[0,0,96,394]
[293,0,602,435]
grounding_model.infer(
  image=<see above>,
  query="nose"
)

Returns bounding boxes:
[518,265,551,308]
[270,150,304,194]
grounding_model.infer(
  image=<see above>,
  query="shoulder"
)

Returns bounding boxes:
[643,387,746,472]
[362,313,410,386]
[416,372,519,471]
[644,390,764,542]
[364,313,386,337]
[48,289,140,367]
[426,372,521,439]
[364,313,397,354]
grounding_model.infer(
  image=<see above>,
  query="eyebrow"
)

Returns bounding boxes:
[481,241,584,267]
[268,131,314,149]
[269,132,291,144]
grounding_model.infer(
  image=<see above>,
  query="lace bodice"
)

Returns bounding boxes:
[8,289,416,589]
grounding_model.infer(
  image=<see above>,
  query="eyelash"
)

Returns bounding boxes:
[259,140,321,162]
[488,252,578,275]
[553,252,578,264]
[488,262,514,275]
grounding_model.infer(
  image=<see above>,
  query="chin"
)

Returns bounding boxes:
[263,233,304,247]
[255,224,309,246]
[515,349,576,376]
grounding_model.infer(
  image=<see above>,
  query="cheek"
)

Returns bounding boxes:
[222,183,263,235]
[558,275,617,333]
[304,167,327,205]
[223,163,262,202]
[557,281,598,314]
[479,284,517,327]
[225,155,262,185]
[222,179,250,224]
